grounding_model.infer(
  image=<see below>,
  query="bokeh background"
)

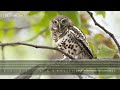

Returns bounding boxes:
[0,11,120,79]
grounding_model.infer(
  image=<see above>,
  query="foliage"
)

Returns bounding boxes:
[97,44,116,58]
[0,11,120,79]
[0,11,119,60]
[96,11,106,17]
[58,11,81,28]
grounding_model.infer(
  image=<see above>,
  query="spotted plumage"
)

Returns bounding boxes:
[50,15,94,59]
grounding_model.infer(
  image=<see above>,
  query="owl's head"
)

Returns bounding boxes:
[50,15,73,34]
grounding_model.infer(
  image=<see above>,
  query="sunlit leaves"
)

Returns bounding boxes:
[6,29,15,39]
[59,11,81,28]
[94,34,116,49]
[30,11,81,39]
[80,27,90,35]
[3,11,118,59]
[5,21,15,40]
[30,11,45,33]
[0,30,4,40]
[6,21,15,27]
[0,20,5,28]
[94,34,104,42]
[97,45,116,58]
[96,11,106,18]
[32,24,41,33]
[29,11,118,59]
[0,20,15,41]
[0,19,15,29]
[0,20,5,40]
[39,11,58,27]
[88,33,117,59]
[32,11,58,37]
[88,42,97,58]
[1,11,120,79]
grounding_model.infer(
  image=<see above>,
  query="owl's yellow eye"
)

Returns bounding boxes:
[61,19,67,25]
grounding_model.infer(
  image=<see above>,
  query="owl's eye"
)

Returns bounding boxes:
[53,20,58,25]
[61,19,67,25]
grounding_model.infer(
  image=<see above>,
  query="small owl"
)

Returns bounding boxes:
[50,15,93,59]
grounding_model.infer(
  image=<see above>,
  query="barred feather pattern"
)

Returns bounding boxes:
[56,26,93,59]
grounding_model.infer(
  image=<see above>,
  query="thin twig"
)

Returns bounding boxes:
[0,42,74,59]
[87,11,120,53]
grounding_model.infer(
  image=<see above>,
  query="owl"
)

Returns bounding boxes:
[50,15,94,59]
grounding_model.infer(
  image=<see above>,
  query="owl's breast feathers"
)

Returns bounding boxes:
[56,26,94,59]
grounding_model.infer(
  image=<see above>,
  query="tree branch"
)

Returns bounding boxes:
[0,42,74,59]
[87,11,120,53]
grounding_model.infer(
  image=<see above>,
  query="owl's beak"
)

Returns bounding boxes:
[51,23,62,33]
[52,25,58,30]
[52,27,58,30]
[52,24,60,31]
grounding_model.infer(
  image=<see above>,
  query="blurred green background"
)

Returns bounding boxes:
[0,11,120,79]
[0,11,119,60]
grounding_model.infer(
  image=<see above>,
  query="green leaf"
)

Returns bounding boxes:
[88,42,95,56]
[28,11,40,15]
[0,30,4,40]
[0,20,5,28]
[58,11,81,28]
[39,11,58,27]
[32,24,41,33]
[6,29,15,39]
[81,27,90,35]
[96,11,106,18]
[97,45,116,58]
[32,11,59,36]
[6,21,15,27]
[94,34,104,43]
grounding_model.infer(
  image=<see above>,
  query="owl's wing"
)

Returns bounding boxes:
[70,26,94,59]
